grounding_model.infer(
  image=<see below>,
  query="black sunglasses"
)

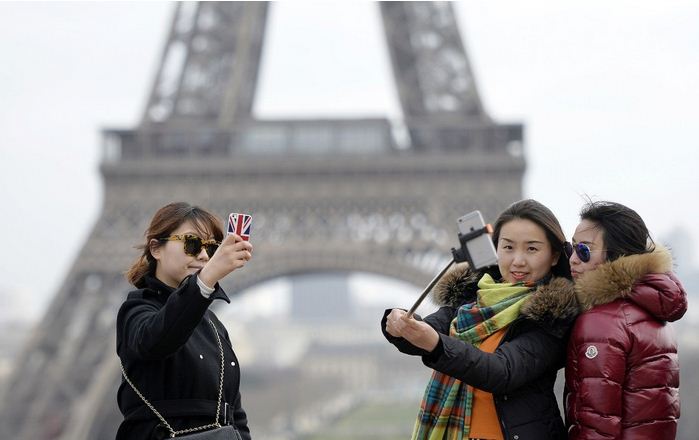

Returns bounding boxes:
[159,234,220,258]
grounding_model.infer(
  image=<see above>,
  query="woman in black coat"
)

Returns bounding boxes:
[383,200,579,440]
[116,202,253,440]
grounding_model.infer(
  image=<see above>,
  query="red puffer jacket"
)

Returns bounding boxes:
[565,247,687,440]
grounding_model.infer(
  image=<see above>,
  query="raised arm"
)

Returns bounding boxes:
[118,274,218,360]
[381,306,456,356]
[423,323,565,394]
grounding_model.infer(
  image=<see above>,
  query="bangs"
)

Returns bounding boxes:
[187,210,224,241]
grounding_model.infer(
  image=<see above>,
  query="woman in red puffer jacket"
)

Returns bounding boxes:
[564,201,688,439]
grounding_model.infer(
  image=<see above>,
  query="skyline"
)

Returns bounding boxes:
[1,1,697,318]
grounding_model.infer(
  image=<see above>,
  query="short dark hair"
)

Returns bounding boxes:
[579,201,654,262]
[492,199,571,279]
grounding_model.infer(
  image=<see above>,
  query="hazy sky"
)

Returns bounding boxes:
[1,1,697,318]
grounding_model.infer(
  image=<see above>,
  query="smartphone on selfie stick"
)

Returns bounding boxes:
[406,210,498,317]
[454,211,498,269]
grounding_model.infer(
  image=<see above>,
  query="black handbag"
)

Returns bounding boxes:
[175,425,241,440]
[120,319,241,439]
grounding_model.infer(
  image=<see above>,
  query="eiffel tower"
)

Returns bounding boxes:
[0,2,524,439]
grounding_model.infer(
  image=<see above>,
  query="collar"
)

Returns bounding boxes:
[143,274,176,296]
[574,245,675,313]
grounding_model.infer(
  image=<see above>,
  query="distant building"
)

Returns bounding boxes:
[291,273,353,322]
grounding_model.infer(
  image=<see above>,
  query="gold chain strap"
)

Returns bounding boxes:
[119,318,226,438]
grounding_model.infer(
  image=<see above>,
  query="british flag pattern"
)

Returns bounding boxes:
[227,213,252,241]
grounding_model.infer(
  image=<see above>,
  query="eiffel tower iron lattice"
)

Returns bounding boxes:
[0,2,524,439]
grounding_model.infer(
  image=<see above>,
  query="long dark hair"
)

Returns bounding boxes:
[492,199,572,279]
[125,202,223,287]
[579,200,654,262]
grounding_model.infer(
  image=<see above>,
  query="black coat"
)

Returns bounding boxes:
[116,274,250,440]
[382,264,579,440]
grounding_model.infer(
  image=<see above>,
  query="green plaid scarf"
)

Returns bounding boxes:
[411,273,535,440]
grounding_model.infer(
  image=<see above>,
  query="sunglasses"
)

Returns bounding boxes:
[159,234,220,258]
[564,242,602,263]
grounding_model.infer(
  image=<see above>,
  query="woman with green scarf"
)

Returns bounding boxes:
[382,199,579,440]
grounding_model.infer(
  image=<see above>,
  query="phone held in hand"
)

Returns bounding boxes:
[456,210,498,269]
[227,213,252,241]
[406,210,497,316]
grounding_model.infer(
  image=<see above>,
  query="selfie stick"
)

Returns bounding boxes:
[405,224,494,318]
[406,258,455,318]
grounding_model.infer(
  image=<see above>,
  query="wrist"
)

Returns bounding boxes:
[424,328,440,352]
[198,266,217,288]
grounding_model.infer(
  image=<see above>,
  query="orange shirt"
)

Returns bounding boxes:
[468,328,507,440]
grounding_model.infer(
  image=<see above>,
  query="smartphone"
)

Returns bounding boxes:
[227,213,252,241]
[456,210,498,269]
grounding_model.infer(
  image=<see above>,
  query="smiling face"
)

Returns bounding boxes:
[150,221,213,288]
[496,218,559,284]
[569,219,607,280]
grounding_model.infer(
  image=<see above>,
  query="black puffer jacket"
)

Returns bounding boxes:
[382,264,579,440]
[116,274,250,440]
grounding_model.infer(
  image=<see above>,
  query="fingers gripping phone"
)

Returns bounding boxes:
[455,210,498,269]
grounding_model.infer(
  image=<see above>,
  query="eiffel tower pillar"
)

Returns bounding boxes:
[0,3,524,439]
[380,2,523,152]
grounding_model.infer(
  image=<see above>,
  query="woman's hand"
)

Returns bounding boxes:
[385,309,440,352]
[198,234,253,287]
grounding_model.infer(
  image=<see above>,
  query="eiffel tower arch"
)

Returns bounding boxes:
[0,2,524,439]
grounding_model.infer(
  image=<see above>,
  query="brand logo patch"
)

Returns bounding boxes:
[585,345,598,359]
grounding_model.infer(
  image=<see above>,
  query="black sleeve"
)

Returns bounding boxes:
[422,306,457,334]
[117,275,220,361]
[422,323,565,394]
[231,390,251,440]
[381,306,457,356]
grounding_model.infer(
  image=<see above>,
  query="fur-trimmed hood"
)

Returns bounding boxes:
[431,263,580,336]
[432,263,483,308]
[574,246,687,321]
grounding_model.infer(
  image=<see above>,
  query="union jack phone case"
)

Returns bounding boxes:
[227,213,252,241]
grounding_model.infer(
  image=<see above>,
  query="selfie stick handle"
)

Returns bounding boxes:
[406,258,455,318]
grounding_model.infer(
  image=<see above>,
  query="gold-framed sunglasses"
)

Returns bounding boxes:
[159,234,220,258]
